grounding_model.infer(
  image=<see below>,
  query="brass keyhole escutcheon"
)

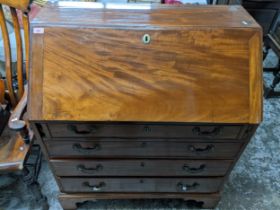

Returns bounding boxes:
[142,34,151,44]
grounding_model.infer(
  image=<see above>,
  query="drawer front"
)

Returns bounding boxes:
[58,193,221,210]
[59,177,223,193]
[46,141,242,159]
[47,123,243,139]
[51,159,232,177]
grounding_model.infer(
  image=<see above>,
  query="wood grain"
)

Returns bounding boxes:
[10,7,24,98]
[22,13,30,80]
[0,5,16,107]
[47,123,244,139]
[0,0,30,11]
[0,132,30,171]
[59,177,223,193]
[32,4,259,29]
[249,31,263,123]
[29,5,262,123]
[28,6,262,207]
[45,140,242,159]
[28,33,44,120]
[39,28,259,123]
[51,159,232,177]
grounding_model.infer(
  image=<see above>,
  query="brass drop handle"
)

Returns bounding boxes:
[177,182,199,192]
[72,143,101,154]
[67,124,97,134]
[192,126,222,137]
[77,164,103,174]
[182,164,206,174]
[188,144,214,154]
[83,182,106,192]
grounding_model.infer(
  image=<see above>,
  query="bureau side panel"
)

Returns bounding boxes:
[28,32,44,120]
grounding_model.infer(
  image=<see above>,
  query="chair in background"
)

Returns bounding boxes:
[0,0,32,172]
[264,13,280,98]
[0,1,47,208]
[214,0,280,98]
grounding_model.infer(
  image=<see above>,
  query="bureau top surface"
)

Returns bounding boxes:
[29,4,262,123]
[32,3,258,28]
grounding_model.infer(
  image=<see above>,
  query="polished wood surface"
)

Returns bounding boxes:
[51,159,232,177]
[46,123,245,139]
[58,193,221,209]
[0,0,31,11]
[32,4,258,28]
[10,7,24,98]
[0,4,16,106]
[249,32,263,122]
[29,5,262,209]
[59,177,223,193]
[0,131,30,171]
[30,6,262,123]
[9,85,28,130]
[22,13,30,80]
[45,140,242,159]
[29,33,44,121]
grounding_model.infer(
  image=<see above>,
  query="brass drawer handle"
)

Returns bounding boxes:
[67,124,97,134]
[77,164,103,174]
[177,182,199,192]
[182,164,206,174]
[192,126,222,137]
[72,143,101,154]
[188,144,214,154]
[83,181,106,192]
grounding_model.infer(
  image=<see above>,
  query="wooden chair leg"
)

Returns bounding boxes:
[264,55,280,98]
[263,45,270,61]
[264,64,280,98]
[21,145,49,210]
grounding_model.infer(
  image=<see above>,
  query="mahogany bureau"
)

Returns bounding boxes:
[29,3,262,209]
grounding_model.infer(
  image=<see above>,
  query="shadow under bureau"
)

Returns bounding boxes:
[29,3,263,209]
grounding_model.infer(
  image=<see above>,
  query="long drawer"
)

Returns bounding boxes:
[59,177,223,193]
[47,123,244,139]
[58,192,221,210]
[51,159,232,177]
[45,141,242,159]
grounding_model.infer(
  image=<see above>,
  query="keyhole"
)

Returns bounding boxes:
[142,34,151,44]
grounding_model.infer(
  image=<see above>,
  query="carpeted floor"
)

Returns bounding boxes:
[0,51,280,210]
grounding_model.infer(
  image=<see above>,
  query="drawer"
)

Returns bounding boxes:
[59,177,223,193]
[51,159,232,177]
[46,141,242,159]
[59,192,221,210]
[47,123,244,139]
